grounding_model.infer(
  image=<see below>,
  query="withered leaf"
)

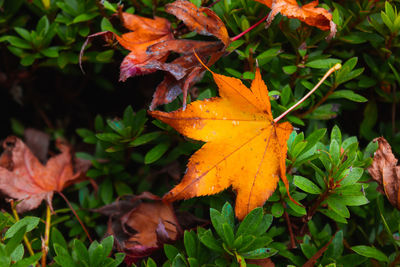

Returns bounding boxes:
[368,137,400,209]
[84,1,229,110]
[165,0,230,46]
[256,0,336,38]
[115,13,174,81]
[95,192,181,261]
[0,136,80,212]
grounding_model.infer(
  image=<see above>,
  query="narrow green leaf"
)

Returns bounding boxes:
[144,142,170,164]
[293,176,322,194]
[351,245,388,262]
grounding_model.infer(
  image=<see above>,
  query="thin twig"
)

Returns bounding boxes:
[41,205,51,267]
[10,201,35,256]
[57,191,93,242]
[275,63,341,123]
[282,202,297,249]
[231,14,270,42]
[302,232,336,267]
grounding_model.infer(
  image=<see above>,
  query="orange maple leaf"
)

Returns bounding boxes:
[150,67,296,220]
[0,136,80,212]
[256,0,336,34]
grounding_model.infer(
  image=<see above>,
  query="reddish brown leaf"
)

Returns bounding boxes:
[82,1,229,109]
[0,136,80,212]
[148,40,225,109]
[256,0,336,37]
[368,137,400,209]
[165,0,230,46]
[95,192,181,262]
[116,13,174,81]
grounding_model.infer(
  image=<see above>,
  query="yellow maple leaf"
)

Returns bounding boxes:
[149,67,298,219]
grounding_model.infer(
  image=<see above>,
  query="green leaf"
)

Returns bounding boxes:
[145,257,158,267]
[184,231,197,258]
[164,244,180,260]
[14,27,31,41]
[254,214,273,235]
[305,58,341,69]
[271,202,284,217]
[330,139,340,166]
[198,229,224,253]
[102,0,117,11]
[210,208,224,239]
[5,216,39,239]
[40,47,59,58]
[100,179,113,204]
[283,65,297,75]
[171,253,187,267]
[319,208,347,224]
[221,202,234,229]
[73,239,89,265]
[293,176,322,194]
[144,142,170,164]
[96,50,114,63]
[101,235,114,258]
[351,245,388,262]
[5,226,26,255]
[326,196,350,218]
[331,125,342,145]
[96,133,121,142]
[340,167,364,186]
[54,244,75,267]
[130,132,162,147]
[6,36,31,49]
[10,244,23,261]
[12,252,42,267]
[51,228,68,251]
[114,181,133,196]
[328,90,367,102]
[286,199,306,215]
[36,16,49,36]
[222,223,234,247]
[236,207,262,236]
[72,13,99,24]
[240,247,277,259]
[88,242,104,266]
[341,195,369,206]
[304,128,326,151]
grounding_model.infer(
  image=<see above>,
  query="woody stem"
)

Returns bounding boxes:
[58,191,93,242]
[10,201,35,256]
[274,63,342,123]
[41,205,51,267]
[231,14,270,41]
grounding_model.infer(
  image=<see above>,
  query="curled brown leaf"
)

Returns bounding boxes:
[368,137,400,209]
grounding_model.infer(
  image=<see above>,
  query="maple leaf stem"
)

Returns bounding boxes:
[41,205,51,267]
[58,191,93,242]
[10,201,35,256]
[274,63,342,123]
[231,14,270,42]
